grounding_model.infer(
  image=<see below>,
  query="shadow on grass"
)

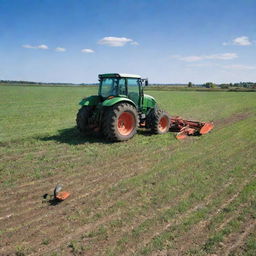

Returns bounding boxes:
[39,127,112,145]
[48,198,64,206]
[137,129,154,136]
[42,193,64,206]
[39,127,157,145]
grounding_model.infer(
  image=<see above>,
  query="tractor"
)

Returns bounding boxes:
[76,73,170,141]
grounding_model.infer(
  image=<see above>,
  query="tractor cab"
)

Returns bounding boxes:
[98,73,146,107]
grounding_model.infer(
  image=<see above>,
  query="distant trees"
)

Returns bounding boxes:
[219,83,229,89]
[0,80,97,86]
[202,82,217,88]
[187,82,193,88]
[232,82,256,88]
[219,82,256,89]
[0,80,42,85]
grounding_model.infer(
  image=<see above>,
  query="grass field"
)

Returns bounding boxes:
[0,85,255,256]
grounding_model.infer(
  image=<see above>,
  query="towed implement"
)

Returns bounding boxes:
[170,116,214,140]
[76,73,213,141]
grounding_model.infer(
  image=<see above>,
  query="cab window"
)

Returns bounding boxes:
[99,78,118,97]
[127,78,140,105]
[119,78,126,95]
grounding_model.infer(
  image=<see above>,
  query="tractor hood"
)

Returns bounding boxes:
[79,95,101,106]
[143,94,156,108]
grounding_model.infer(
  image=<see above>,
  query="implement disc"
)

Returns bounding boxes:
[200,122,214,135]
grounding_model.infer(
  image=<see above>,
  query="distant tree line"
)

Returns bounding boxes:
[218,82,256,89]
[0,80,98,86]
[0,80,67,85]
[187,81,256,89]
[1,79,255,89]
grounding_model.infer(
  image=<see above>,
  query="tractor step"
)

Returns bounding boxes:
[170,116,214,140]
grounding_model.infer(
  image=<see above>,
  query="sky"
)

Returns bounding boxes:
[0,0,256,84]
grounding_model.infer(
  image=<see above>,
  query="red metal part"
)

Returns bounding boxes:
[170,116,214,140]
[55,191,70,201]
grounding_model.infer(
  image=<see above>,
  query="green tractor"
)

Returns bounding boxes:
[76,73,170,141]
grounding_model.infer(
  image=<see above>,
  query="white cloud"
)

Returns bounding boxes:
[179,56,203,62]
[172,53,238,62]
[232,36,252,46]
[37,44,48,49]
[22,44,48,50]
[223,64,256,70]
[55,47,66,52]
[187,63,216,68]
[207,53,238,60]
[131,41,139,46]
[22,44,35,49]
[98,36,136,47]
[81,48,95,53]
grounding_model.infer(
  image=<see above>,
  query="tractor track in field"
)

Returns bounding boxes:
[96,163,243,255]
[96,190,193,256]
[150,173,256,256]
[218,218,256,256]
[31,213,120,256]
[125,174,254,256]
[214,111,253,129]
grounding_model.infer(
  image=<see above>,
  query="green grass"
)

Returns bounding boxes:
[1,85,255,142]
[0,84,255,255]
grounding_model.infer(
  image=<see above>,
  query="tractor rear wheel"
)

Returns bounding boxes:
[148,108,170,134]
[76,106,93,134]
[102,102,138,141]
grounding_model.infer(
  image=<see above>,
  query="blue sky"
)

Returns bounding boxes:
[0,0,255,83]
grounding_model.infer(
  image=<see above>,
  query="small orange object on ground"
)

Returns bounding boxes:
[55,191,70,201]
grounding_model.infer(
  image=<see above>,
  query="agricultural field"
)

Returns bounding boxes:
[0,85,255,256]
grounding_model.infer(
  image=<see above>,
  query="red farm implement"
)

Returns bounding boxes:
[170,116,214,140]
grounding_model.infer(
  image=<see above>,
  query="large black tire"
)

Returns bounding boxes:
[147,108,170,134]
[76,106,93,134]
[102,102,139,142]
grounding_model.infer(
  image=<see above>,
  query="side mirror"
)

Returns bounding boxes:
[142,78,148,86]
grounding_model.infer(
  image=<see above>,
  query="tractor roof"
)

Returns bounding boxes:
[99,73,141,79]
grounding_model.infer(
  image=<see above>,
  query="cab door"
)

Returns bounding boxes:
[127,78,141,107]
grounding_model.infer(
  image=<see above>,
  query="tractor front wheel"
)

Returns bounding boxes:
[102,103,138,141]
[76,106,93,134]
[148,109,170,134]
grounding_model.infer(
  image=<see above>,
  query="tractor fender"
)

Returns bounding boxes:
[102,97,137,108]
[79,95,101,106]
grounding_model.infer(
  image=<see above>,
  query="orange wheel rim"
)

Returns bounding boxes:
[117,112,135,136]
[158,116,169,132]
